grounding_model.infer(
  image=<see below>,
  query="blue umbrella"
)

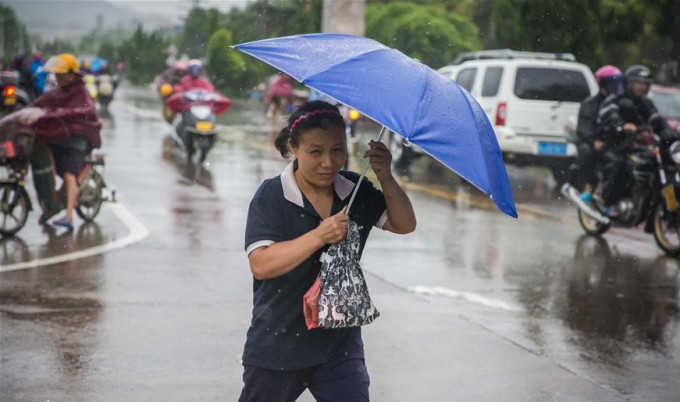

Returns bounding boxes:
[89,57,108,73]
[234,33,517,218]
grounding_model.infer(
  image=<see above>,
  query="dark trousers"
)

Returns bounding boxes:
[602,149,630,206]
[568,142,600,190]
[238,348,370,402]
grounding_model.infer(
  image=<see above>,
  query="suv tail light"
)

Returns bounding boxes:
[495,102,507,126]
[3,86,16,97]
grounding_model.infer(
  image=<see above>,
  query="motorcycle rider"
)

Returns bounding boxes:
[17,53,102,230]
[174,59,214,93]
[10,51,36,99]
[95,63,116,106]
[563,65,624,203]
[597,64,679,217]
[265,73,293,119]
[29,51,47,96]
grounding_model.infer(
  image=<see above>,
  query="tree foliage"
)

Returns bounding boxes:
[34,0,678,90]
[486,0,680,82]
[366,2,481,68]
[118,26,168,86]
[178,7,225,58]
[0,4,31,63]
[224,0,322,45]
[491,0,604,67]
[205,28,248,94]
[97,42,120,66]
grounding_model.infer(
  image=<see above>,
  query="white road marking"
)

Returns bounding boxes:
[0,202,149,272]
[409,285,521,312]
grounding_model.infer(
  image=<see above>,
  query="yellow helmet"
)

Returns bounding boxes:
[44,53,80,74]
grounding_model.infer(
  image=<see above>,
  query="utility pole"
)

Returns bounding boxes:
[322,0,365,36]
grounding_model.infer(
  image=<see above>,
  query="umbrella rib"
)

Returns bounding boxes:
[406,62,430,138]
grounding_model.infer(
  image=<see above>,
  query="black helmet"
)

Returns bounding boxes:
[625,65,652,85]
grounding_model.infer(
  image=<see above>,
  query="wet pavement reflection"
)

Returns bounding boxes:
[1,85,679,400]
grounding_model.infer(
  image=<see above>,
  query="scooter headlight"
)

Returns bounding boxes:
[348,109,360,121]
[670,141,680,164]
[190,105,212,120]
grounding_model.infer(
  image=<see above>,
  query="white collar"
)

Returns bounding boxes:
[280,161,355,208]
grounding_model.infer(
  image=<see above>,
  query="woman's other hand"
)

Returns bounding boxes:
[364,140,392,181]
[314,206,349,245]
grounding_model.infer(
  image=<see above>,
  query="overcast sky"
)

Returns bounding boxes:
[108,0,249,17]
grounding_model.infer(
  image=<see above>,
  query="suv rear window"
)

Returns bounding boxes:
[456,68,477,92]
[514,67,590,102]
[482,67,503,97]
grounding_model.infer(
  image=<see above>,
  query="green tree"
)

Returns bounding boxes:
[223,0,321,45]
[118,25,168,85]
[492,0,604,67]
[97,42,120,66]
[178,7,225,58]
[205,28,247,94]
[217,0,323,93]
[366,2,481,68]
[486,0,676,73]
[641,0,680,83]
[37,38,77,57]
[0,4,31,63]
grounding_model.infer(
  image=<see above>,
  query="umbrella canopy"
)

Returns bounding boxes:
[89,57,108,73]
[234,33,517,218]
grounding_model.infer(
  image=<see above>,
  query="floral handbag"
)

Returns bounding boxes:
[303,220,380,329]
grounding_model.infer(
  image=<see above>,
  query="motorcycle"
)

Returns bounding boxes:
[562,126,680,255]
[165,89,231,164]
[96,74,116,111]
[84,74,98,102]
[0,109,112,236]
[0,71,31,117]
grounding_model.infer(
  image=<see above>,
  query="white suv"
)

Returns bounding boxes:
[391,50,598,184]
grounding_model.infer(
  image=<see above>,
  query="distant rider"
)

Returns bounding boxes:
[265,74,294,119]
[597,64,679,217]
[174,59,214,93]
[10,51,36,99]
[18,53,102,230]
[29,51,47,96]
[562,65,623,203]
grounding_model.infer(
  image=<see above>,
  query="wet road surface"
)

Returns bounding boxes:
[1,85,678,401]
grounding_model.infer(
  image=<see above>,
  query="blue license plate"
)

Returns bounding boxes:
[538,142,567,155]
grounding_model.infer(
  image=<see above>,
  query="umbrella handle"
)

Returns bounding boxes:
[346,126,387,214]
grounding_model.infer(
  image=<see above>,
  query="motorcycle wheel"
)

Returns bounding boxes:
[197,135,216,164]
[578,208,610,235]
[653,203,680,255]
[0,183,30,237]
[76,169,105,222]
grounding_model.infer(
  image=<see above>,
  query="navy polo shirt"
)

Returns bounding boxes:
[243,161,387,370]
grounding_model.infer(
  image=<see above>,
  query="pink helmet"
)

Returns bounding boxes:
[594,65,622,84]
[594,65,623,95]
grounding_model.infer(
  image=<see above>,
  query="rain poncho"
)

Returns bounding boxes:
[28,75,101,149]
[175,75,215,93]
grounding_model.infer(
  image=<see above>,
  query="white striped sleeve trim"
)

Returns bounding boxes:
[376,210,388,230]
[598,103,619,116]
[246,240,275,256]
